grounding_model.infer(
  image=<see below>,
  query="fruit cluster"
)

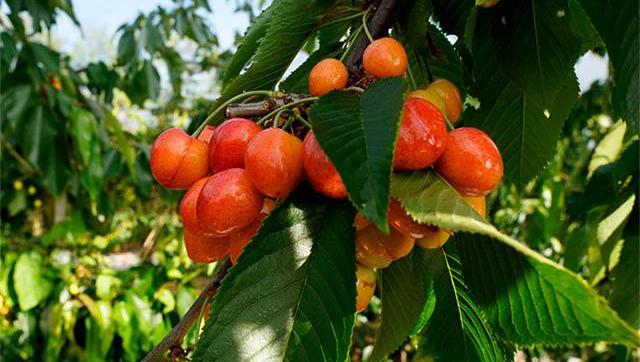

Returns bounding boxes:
[308,37,503,311]
[149,36,503,313]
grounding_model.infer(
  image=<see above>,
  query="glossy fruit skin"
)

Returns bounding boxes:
[209,118,262,173]
[356,225,414,269]
[435,127,503,196]
[196,168,263,236]
[388,198,436,238]
[179,177,209,232]
[427,79,463,123]
[362,37,408,79]
[356,265,376,312]
[464,196,486,219]
[408,88,446,117]
[228,199,276,264]
[308,58,348,96]
[302,131,347,199]
[245,128,304,198]
[354,212,372,231]
[197,125,217,143]
[184,229,229,263]
[393,98,448,170]
[415,228,451,249]
[150,128,209,189]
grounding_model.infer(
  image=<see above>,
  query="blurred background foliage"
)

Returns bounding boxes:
[0,0,636,361]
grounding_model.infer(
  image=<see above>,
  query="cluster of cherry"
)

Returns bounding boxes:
[149,36,503,313]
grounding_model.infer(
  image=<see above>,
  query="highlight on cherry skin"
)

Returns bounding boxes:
[308,58,349,96]
[245,128,305,199]
[150,127,209,189]
[426,79,463,123]
[196,168,264,236]
[362,37,409,79]
[393,97,448,170]
[209,117,262,173]
[435,127,504,196]
[302,131,348,199]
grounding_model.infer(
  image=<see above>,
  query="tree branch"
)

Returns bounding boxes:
[142,258,233,362]
[345,0,406,76]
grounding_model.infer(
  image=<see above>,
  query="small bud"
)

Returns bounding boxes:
[13,180,23,190]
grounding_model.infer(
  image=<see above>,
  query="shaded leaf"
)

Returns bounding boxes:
[13,252,53,311]
[588,120,626,178]
[609,235,640,329]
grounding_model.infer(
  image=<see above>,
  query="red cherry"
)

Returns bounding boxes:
[245,128,304,199]
[356,224,414,269]
[387,198,437,238]
[197,125,217,143]
[209,118,262,173]
[302,131,347,199]
[426,79,463,124]
[435,127,503,196]
[228,199,276,264]
[196,168,263,236]
[179,177,209,233]
[356,265,376,312]
[362,37,408,79]
[308,58,349,96]
[150,128,209,189]
[393,98,448,170]
[184,228,229,263]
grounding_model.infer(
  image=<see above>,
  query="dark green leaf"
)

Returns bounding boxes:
[431,0,475,37]
[13,252,53,311]
[391,170,640,347]
[70,108,103,202]
[143,20,163,54]
[193,194,356,361]
[397,1,432,88]
[609,235,640,329]
[105,112,137,181]
[0,84,32,131]
[427,24,467,96]
[579,0,639,129]
[568,0,602,53]
[309,78,406,232]
[370,249,436,361]
[117,27,137,65]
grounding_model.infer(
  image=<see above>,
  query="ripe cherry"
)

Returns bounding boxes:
[228,199,276,264]
[356,224,414,269]
[308,58,348,97]
[302,131,347,199]
[179,177,209,233]
[388,198,435,238]
[354,212,372,231]
[209,118,262,173]
[415,228,451,249]
[184,229,230,263]
[464,196,486,219]
[426,79,463,123]
[408,88,446,117]
[393,98,448,170]
[435,127,503,196]
[196,168,263,236]
[245,128,304,198]
[362,37,408,79]
[197,125,217,143]
[150,128,209,189]
[356,265,376,312]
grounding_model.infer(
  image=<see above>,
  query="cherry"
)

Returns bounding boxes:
[209,118,262,173]
[354,212,372,231]
[150,128,209,189]
[308,58,348,97]
[362,37,408,79]
[184,228,229,263]
[426,79,463,123]
[179,177,209,233]
[464,196,486,219]
[408,88,446,118]
[196,168,263,236]
[356,265,376,312]
[356,224,414,269]
[388,198,435,238]
[197,125,217,143]
[415,228,452,249]
[228,199,276,264]
[245,128,305,198]
[435,127,503,196]
[393,98,448,170]
[302,131,347,199]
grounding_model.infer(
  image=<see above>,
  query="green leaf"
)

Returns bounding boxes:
[70,108,103,203]
[13,252,53,311]
[417,246,507,362]
[397,0,432,88]
[489,0,581,108]
[597,195,635,246]
[609,235,640,329]
[117,27,136,65]
[431,0,475,37]
[579,0,639,129]
[204,0,335,125]
[427,24,468,96]
[391,170,640,347]
[105,112,137,181]
[222,5,273,87]
[193,194,356,361]
[567,0,602,53]
[309,78,406,232]
[370,249,436,362]
[0,84,32,131]
[588,120,626,178]
[467,19,579,188]
[142,19,163,54]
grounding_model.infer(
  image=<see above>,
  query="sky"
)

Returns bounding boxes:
[48,0,608,94]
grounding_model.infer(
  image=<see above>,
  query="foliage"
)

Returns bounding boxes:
[1,0,638,361]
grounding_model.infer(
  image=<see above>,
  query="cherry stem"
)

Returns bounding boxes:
[294,113,312,128]
[361,9,374,42]
[271,108,287,128]
[339,25,364,62]
[345,86,365,93]
[320,10,366,28]
[256,97,319,126]
[192,90,277,137]
[444,117,455,131]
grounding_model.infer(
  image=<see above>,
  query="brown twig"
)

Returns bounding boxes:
[225,93,310,118]
[142,259,233,362]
